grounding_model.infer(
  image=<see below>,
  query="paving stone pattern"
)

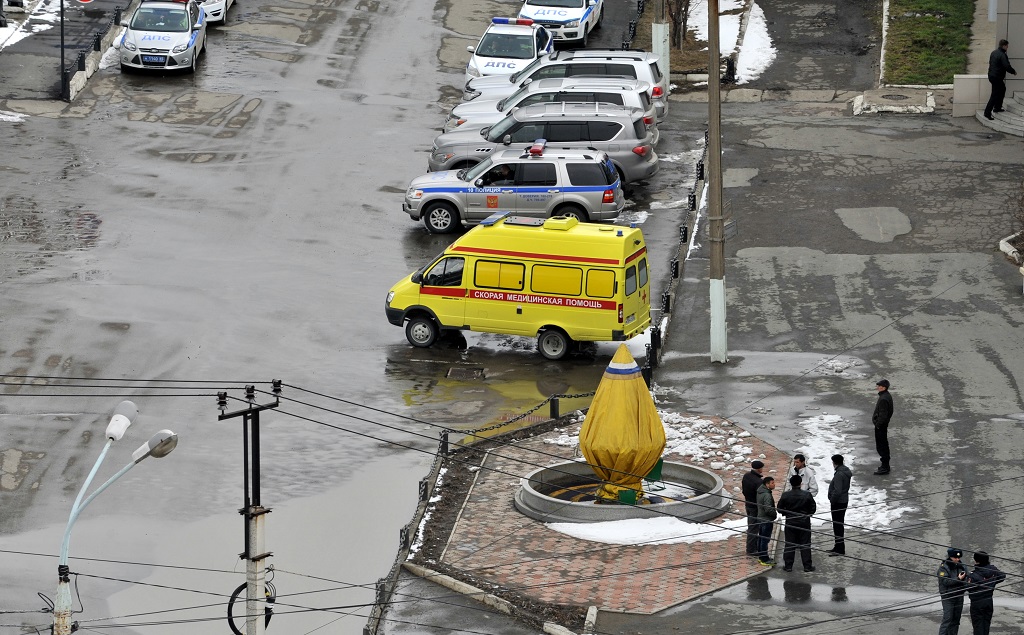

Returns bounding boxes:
[441,416,793,614]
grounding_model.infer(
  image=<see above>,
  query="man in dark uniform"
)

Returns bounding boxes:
[872,379,893,475]
[968,551,1005,635]
[827,454,852,556]
[741,460,765,556]
[777,474,816,572]
[984,40,1017,120]
[938,547,969,635]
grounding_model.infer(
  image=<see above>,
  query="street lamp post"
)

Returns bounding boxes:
[52,401,179,635]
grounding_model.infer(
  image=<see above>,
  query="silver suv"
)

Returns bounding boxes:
[404,143,623,233]
[463,49,668,120]
[428,102,658,184]
[445,77,659,144]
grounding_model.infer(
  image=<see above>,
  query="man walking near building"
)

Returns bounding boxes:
[742,460,765,556]
[938,547,969,635]
[827,454,851,556]
[786,453,818,496]
[777,474,816,572]
[984,40,1017,120]
[968,551,1005,635]
[756,476,777,566]
[873,379,893,475]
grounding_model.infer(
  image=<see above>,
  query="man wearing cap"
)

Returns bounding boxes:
[872,379,893,475]
[968,551,1005,635]
[937,547,969,635]
[741,460,765,556]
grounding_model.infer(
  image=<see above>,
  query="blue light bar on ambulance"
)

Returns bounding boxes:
[480,211,512,226]
[492,17,534,25]
[528,139,547,156]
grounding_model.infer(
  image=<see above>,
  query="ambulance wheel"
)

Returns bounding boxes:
[424,202,459,234]
[555,205,588,222]
[406,316,438,348]
[538,329,570,360]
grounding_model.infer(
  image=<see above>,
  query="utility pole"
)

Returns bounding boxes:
[707,0,728,362]
[219,383,280,635]
[652,0,669,80]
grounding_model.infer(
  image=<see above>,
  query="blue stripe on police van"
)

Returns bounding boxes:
[419,185,615,194]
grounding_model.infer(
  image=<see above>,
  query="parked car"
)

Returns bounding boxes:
[445,77,660,144]
[201,0,233,25]
[463,49,668,120]
[518,0,603,46]
[119,0,207,73]
[404,142,623,233]
[428,102,658,184]
[465,17,553,83]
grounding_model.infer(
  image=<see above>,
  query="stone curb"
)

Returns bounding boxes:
[402,562,586,635]
[999,231,1023,264]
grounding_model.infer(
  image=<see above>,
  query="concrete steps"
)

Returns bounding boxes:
[976,91,1024,136]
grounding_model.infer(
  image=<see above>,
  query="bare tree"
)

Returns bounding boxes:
[665,0,693,49]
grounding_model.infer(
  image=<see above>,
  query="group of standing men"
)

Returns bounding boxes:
[741,453,852,570]
[739,379,1007,633]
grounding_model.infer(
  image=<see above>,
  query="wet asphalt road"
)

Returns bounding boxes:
[0,0,697,633]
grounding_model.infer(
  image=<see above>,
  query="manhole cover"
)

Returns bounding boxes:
[881,94,909,101]
[447,367,485,380]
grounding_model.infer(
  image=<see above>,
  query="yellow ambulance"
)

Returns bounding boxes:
[385,212,651,360]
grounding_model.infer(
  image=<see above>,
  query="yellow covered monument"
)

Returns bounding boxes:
[579,344,666,503]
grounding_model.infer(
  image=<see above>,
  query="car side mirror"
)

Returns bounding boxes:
[411,272,423,284]
[475,178,485,187]
[193,21,201,29]
[467,45,475,53]
[120,19,128,26]
[502,134,512,145]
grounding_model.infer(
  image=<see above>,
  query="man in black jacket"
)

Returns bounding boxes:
[968,551,1005,635]
[741,460,765,556]
[827,454,852,556]
[872,379,893,475]
[984,40,1017,120]
[777,474,816,572]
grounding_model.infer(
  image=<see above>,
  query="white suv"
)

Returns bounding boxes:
[518,0,604,46]
[464,49,669,120]
[445,77,660,145]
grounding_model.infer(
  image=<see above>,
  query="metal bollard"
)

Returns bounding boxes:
[641,364,652,388]
[696,160,705,180]
[680,226,688,243]
[399,526,410,550]
[94,32,102,51]
[688,191,696,211]
[418,478,428,502]
[651,325,662,356]
[438,430,448,456]
[114,6,122,23]
[549,397,560,420]
[670,258,679,278]
[375,579,386,605]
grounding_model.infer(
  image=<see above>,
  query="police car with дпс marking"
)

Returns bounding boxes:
[403,140,623,234]
[118,0,207,72]
[466,18,553,83]
[518,0,603,46]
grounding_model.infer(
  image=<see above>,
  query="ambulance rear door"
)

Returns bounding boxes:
[620,250,649,335]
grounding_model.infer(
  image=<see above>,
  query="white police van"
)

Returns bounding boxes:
[518,0,603,46]
[466,18,554,83]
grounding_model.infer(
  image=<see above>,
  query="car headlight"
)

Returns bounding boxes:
[386,291,395,304]
[565,19,580,27]
[406,188,424,200]
[172,43,189,53]
[431,151,455,163]
[122,39,137,51]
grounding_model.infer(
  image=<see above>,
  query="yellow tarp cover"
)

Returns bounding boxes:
[580,344,666,503]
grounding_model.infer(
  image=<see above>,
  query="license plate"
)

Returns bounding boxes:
[142,55,166,63]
